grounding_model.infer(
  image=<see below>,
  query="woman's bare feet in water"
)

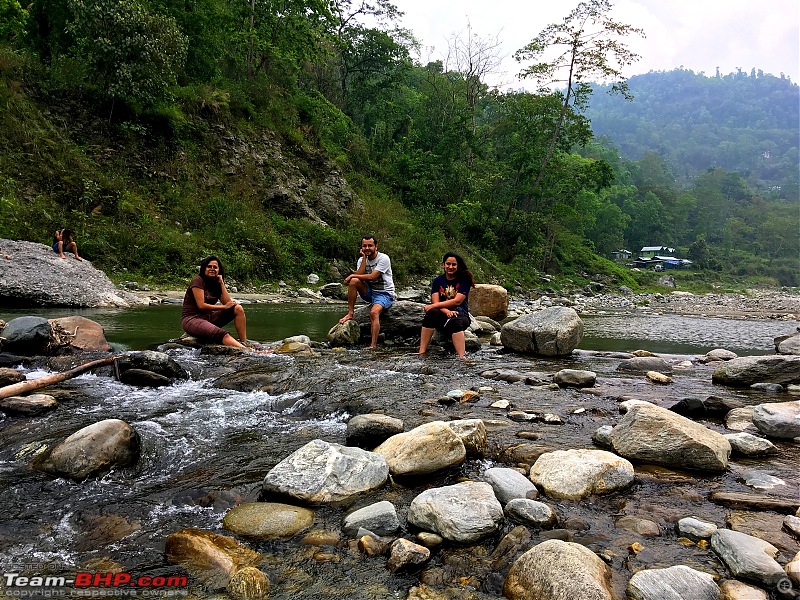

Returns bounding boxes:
[243,341,273,354]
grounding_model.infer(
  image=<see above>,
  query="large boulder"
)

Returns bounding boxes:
[504,539,614,600]
[627,565,719,600]
[500,307,584,356]
[710,528,785,588]
[407,481,503,543]
[775,330,800,355]
[529,449,635,500]
[0,393,58,416]
[49,316,112,353]
[712,355,800,387]
[345,413,404,448]
[327,320,361,347]
[483,467,539,505]
[222,503,314,540]
[373,421,466,476]
[261,439,388,504]
[609,403,731,472]
[468,284,509,321]
[116,350,189,381]
[35,419,140,480]
[751,401,800,439]
[165,528,262,592]
[0,239,146,308]
[353,300,424,339]
[0,316,51,354]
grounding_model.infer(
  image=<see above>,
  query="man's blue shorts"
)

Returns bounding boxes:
[361,287,394,310]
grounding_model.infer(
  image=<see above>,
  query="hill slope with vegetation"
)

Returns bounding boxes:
[586,68,799,196]
[0,0,797,290]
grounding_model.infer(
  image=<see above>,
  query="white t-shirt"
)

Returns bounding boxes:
[357,252,395,298]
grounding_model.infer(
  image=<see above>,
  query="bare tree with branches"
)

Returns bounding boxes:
[445,20,504,135]
[514,0,644,207]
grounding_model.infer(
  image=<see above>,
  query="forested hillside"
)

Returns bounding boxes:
[585,69,799,197]
[0,0,797,288]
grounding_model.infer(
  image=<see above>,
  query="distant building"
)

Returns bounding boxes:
[611,249,632,261]
[633,246,692,271]
[639,246,675,258]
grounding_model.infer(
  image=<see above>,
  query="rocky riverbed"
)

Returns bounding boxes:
[1,289,799,600]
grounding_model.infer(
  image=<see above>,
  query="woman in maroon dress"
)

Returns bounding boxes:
[181,255,256,349]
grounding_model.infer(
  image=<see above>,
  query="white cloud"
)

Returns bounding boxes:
[392,0,800,84]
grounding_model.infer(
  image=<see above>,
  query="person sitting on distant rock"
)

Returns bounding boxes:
[181,255,266,352]
[418,252,475,358]
[53,228,81,260]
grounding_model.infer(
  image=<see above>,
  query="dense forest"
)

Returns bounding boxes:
[0,0,797,288]
[586,68,799,197]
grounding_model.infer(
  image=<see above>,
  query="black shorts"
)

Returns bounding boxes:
[422,308,470,335]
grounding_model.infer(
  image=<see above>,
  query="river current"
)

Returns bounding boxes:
[0,305,798,599]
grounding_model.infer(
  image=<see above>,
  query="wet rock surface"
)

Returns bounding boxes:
[0,239,146,308]
[33,418,140,480]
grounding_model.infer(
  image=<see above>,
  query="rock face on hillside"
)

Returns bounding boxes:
[0,239,147,308]
[219,130,361,226]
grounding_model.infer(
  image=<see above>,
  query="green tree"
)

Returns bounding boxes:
[146,0,235,81]
[236,0,335,83]
[688,237,711,267]
[514,0,643,198]
[66,0,187,110]
[0,0,28,44]
[622,191,667,253]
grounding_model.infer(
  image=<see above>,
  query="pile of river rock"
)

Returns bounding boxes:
[1,282,800,600]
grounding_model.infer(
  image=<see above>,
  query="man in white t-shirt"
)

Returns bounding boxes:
[338,234,395,348]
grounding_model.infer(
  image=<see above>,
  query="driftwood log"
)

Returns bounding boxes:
[0,355,120,400]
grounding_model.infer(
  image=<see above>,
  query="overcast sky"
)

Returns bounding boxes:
[392,0,800,89]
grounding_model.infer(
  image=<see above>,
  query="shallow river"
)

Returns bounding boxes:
[0,305,798,599]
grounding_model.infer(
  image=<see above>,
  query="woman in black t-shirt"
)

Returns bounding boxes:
[418,252,476,358]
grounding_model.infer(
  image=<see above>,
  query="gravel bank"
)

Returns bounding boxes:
[135,287,799,321]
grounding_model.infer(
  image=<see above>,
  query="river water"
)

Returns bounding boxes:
[0,303,792,354]
[0,304,798,599]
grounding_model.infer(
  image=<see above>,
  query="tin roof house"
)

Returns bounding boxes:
[639,246,675,258]
[635,246,692,270]
[611,249,632,261]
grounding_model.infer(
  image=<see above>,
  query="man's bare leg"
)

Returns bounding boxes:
[368,303,384,348]
[339,280,366,323]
